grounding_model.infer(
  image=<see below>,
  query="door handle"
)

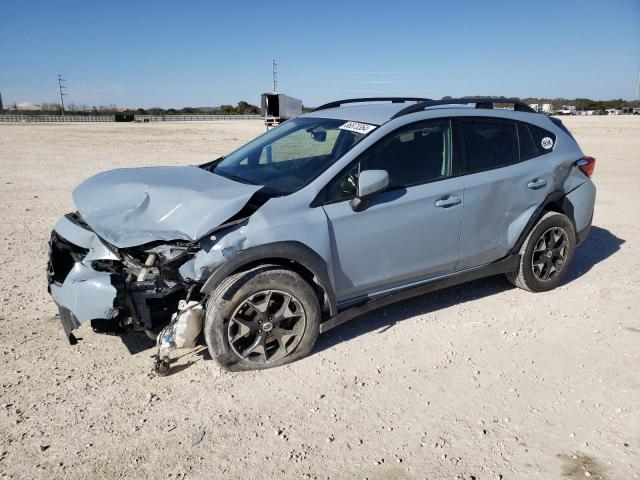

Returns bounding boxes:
[434,195,462,208]
[527,178,547,190]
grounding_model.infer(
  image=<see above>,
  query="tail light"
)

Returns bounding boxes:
[576,156,596,177]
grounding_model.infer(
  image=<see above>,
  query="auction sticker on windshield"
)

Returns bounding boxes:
[339,121,377,135]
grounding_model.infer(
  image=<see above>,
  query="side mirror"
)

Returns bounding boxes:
[350,169,389,212]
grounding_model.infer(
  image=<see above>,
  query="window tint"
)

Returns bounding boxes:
[461,119,519,173]
[517,123,539,161]
[528,124,556,155]
[326,120,453,202]
[515,122,557,161]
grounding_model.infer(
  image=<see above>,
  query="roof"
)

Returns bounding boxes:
[304,98,538,125]
[303,103,410,125]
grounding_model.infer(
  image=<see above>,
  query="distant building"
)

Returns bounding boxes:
[16,102,42,110]
[542,103,554,114]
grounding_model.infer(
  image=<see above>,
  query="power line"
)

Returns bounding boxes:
[58,74,67,116]
[272,59,278,93]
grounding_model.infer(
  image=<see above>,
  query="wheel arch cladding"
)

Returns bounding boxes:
[510,190,579,255]
[200,241,337,316]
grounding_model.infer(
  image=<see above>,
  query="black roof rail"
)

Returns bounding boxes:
[390,97,536,119]
[313,97,431,112]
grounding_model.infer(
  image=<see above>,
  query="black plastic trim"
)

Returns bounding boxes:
[313,97,430,112]
[319,254,520,333]
[508,191,577,255]
[58,306,81,343]
[200,241,337,315]
[391,97,536,119]
[576,224,591,246]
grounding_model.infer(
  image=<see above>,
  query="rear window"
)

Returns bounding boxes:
[516,122,557,160]
[528,124,557,155]
[461,119,519,173]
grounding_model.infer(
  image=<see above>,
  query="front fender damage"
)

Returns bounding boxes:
[178,224,249,282]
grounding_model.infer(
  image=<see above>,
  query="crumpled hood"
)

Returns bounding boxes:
[73,166,263,248]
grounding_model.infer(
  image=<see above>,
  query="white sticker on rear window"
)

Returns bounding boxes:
[339,121,376,135]
[541,137,554,149]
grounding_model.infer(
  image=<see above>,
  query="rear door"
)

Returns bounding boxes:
[321,119,464,303]
[455,117,555,270]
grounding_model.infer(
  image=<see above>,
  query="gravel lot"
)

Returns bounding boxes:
[0,117,638,479]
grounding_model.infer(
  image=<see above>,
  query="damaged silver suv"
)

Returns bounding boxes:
[47,97,596,372]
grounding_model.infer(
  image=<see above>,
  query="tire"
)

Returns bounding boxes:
[506,212,576,292]
[204,266,320,371]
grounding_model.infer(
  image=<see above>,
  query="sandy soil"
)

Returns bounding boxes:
[0,117,638,479]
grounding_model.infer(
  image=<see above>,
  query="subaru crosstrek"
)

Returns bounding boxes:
[47,97,596,372]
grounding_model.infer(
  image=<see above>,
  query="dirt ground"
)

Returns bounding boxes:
[0,117,638,480]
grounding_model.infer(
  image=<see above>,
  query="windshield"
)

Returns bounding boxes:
[212,117,371,194]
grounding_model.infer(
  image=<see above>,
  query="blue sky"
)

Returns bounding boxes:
[1,0,639,108]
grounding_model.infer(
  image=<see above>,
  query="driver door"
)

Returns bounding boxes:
[321,119,464,303]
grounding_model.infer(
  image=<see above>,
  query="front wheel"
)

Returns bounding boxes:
[204,266,320,371]
[507,212,576,292]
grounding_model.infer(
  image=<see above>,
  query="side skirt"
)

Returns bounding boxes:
[319,255,520,334]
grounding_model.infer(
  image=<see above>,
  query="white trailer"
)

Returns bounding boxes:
[557,105,576,115]
[261,93,303,126]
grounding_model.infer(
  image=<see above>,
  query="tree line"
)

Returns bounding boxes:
[4,97,639,115]
[2,100,261,115]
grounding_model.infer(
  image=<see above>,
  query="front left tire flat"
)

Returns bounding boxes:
[204,266,320,371]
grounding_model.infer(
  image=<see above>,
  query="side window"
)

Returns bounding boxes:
[516,122,557,161]
[461,119,519,173]
[326,120,453,202]
[528,124,556,155]
[517,123,539,161]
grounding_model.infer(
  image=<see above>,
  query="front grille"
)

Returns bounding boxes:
[48,232,89,284]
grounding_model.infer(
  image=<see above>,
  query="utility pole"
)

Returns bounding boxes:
[636,69,640,101]
[272,59,278,93]
[58,74,67,116]
[0,91,3,113]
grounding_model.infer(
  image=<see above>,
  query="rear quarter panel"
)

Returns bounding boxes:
[565,179,596,234]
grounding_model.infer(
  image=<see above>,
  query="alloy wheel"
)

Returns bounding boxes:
[531,226,569,281]
[227,290,306,364]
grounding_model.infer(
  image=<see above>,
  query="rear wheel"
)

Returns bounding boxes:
[507,212,576,292]
[205,266,320,371]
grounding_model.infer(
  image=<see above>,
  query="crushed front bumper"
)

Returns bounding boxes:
[47,215,120,342]
[47,214,191,344]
